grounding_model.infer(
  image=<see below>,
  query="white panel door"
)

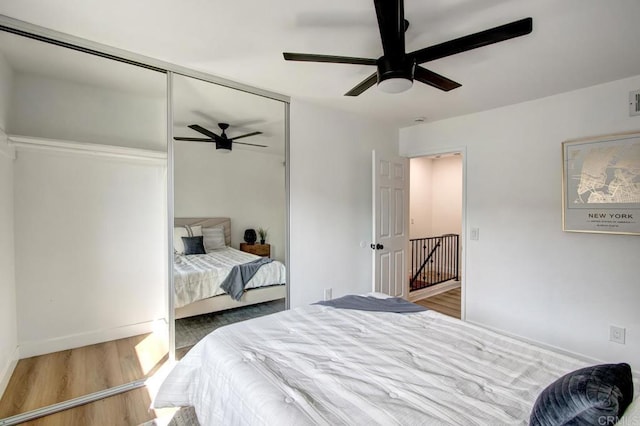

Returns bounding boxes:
[372,151,409,298]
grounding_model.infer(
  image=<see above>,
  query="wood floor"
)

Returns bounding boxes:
[414,287,461,319]
[0,332,167,421]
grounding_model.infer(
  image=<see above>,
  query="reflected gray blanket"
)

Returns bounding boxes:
[220,257,273,300]
[315,295,427,312]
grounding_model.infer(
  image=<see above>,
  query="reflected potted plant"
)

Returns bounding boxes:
[258,227,268,245]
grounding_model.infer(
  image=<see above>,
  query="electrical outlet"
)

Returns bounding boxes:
[610,325,626,344]
[470,228,480,241]
[324,288,332,301]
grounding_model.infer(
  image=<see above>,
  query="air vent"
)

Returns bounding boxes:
[631,89,640,116]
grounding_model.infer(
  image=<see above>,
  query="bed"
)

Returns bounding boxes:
[173,218,286,319]
[154,295,638,425]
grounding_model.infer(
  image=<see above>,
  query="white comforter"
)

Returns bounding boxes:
[153,304,605,425]
[173,247,286,308]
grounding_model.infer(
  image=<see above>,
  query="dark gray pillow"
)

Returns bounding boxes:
[530,363,633,426]
[181,236,205,255]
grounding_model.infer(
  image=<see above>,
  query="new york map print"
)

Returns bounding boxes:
[568,137,640,207]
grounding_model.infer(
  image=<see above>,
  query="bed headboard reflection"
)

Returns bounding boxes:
[175,217,232,246]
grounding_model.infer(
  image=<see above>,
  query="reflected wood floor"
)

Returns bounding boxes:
[415,287,461,319]
[0,333,167,420]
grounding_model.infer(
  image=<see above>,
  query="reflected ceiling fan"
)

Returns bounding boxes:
[283,0,533,96]
[174,123,266,153]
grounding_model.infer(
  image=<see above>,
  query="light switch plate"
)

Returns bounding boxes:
[630,90,640,116]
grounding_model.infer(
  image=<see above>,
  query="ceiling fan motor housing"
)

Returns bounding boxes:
[216,138,232,151]
[377,56,415,93]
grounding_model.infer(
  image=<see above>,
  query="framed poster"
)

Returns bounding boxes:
[562,131,640,235]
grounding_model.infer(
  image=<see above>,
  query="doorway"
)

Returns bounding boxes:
[408,151,464,319]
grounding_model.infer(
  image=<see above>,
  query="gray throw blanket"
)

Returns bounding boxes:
[221,257,273,301]
[315,295,427,313]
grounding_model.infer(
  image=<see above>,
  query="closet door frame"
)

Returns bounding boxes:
[0,13,290,426]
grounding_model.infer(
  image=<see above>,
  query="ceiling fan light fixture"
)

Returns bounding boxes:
[217,147,232,154]
[378,77,413,93]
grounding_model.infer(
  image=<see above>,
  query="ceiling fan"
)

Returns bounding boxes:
[174,123,266,153]
[283,0,533,96]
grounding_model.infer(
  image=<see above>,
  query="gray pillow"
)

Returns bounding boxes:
[181,236,205,255]
[530,363,633,426]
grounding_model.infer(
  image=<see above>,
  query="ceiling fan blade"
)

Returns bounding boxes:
[344,72,378,96]
[230,131,262,141]
[410,17,533,64]
[373,0,406,60]
[188,124,223,142]
[414,66,461,92]
[173,137,214,142]
[283,52,377,66]
[233,141,268,148]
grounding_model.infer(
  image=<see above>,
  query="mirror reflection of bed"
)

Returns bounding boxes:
[172,73,287,358]
[172,218,286,358]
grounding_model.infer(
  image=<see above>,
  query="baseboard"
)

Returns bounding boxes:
[18,320,162,358]
[0,346,19,400]
[408,280,461,302]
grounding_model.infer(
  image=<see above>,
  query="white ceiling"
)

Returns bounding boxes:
[1,0,640,128]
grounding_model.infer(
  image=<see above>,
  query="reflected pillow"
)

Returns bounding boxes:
[173,227,189,255]
[202,226,225,252]
[186,225,202,237]
[181,236,206,255]
[530,363,633,426]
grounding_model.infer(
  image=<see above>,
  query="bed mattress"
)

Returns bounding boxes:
[154,303,626,425]
[173,247,286,308]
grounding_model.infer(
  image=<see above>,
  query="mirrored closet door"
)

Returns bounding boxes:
[0,28,169,420]
[171,73,287,359]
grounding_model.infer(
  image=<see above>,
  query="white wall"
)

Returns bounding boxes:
[4,66,168,356]
[400,75,640,371]
[409,157,433,238]
[289,100,398,307]
[0,52,17,397]
[174,143,286,261]
[13,147,167,355]
[410,155,462,238]
[431,156,463,237]
[8,72,165,151]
